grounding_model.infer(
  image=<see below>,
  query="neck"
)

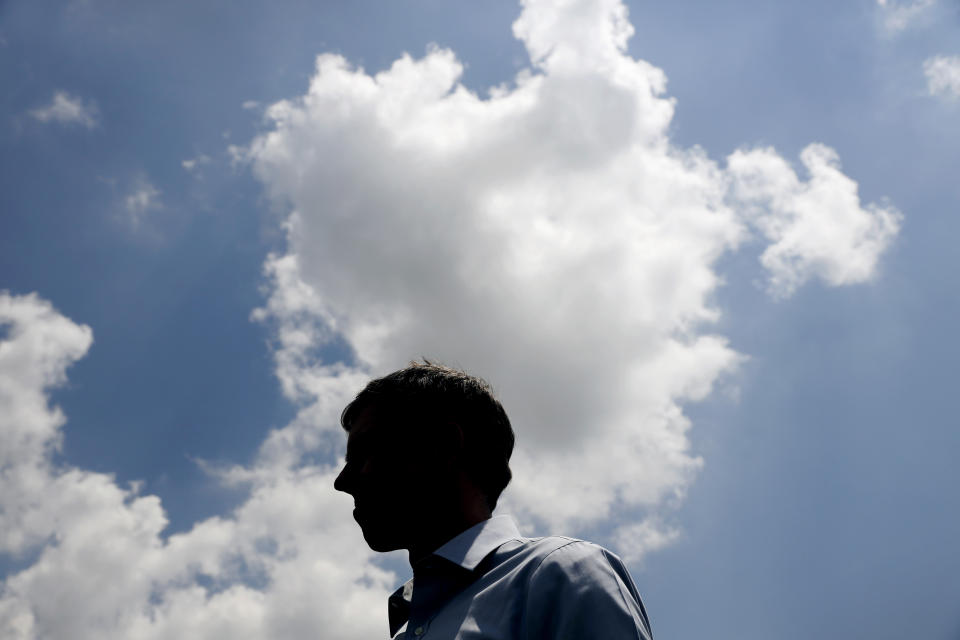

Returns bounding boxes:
[407,502,492,568]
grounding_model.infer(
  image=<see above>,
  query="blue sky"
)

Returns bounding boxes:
[2,1,959,639]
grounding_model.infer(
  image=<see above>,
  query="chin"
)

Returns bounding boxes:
[361,528,404,552]
[355,512,404,552]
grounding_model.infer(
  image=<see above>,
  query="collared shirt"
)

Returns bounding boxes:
[387,515,653,639]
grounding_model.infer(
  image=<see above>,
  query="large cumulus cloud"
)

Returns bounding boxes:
[246,0,899,548]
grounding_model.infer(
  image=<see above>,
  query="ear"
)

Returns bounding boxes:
[440,422,465,474]
[423,421,464,467]
[446,421,464,453]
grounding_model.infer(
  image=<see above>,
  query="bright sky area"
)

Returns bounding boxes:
[1,0,959,638]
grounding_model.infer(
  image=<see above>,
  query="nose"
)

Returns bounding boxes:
[334,464,352,494]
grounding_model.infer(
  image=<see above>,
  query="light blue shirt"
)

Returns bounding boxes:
[387,515,653,639]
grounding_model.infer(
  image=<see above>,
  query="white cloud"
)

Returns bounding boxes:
[122,176,161,226]
[875,0,937,34]
[0,292,92,484]
[242,100,261,110]
[245,0,897,537]
[29,91,98,129]
[181,153,212,172]
[728,143,902,297]
[0,291,392,640]
[612,519,681,565]
[226,144,248,168]
[924,55,960,100]
[0,0,902,637]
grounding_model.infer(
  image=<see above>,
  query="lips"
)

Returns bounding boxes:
[352,499,390,524]
[353,504,372,523]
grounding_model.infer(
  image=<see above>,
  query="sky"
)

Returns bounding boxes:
[1,0,959,638]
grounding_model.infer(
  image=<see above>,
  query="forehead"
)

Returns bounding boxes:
[345,406,407,455]
[347,406,379,438]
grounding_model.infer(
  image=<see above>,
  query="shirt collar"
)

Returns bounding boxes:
[388,515,524,637]
[430,514,524,571]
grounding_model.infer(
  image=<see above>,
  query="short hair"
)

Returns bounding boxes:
[341,361,514,510]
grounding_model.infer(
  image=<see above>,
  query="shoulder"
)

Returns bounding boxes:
[518,537,653,639]
[527,537,633,587]
[488,535,630,595]
[514,535,624,569]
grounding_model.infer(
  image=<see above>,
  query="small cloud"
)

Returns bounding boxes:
[123,176,161,227]
[29,91,99,128]
[226,144,248,168]
[181,153,212,172]
[924,55,960,100]
[728,143,902,298]
[242,100,261,110]
[876,0,937,34]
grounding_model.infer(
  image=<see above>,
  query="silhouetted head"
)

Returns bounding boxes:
[334,362,514,555]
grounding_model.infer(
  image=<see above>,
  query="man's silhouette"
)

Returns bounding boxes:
[335,362,653,639]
